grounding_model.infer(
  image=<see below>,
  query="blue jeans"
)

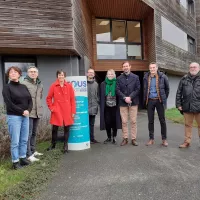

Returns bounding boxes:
[7,115,29,163]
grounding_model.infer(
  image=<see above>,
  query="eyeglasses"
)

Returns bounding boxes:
[28,71,38,73]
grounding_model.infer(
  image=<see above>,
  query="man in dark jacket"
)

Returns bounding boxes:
[176,62,200,148]
[116,61,140,146]
[144,62,169,147]
[87,68,99,144]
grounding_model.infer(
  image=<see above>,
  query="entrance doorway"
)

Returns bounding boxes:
[95,71,145,109]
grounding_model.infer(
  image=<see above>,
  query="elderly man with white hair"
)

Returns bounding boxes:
[176,62,200,148]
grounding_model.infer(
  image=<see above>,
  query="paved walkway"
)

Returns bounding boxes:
[37,113,200,200]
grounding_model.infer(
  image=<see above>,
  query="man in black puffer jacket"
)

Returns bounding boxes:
[143,62,169,147]
[176,62,200,148]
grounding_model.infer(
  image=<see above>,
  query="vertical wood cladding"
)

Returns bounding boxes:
[154,0,197,73]
[0,0,74,53]
[196,0,200,61]
[72,0,93,65]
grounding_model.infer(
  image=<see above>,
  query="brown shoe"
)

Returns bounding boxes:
[132,139,138,146]
[120,138,128,146]
[146,139,154,146]
[179,142,190,148]
[162,140,168,147]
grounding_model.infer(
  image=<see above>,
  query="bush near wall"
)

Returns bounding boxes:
[0,106,52,160]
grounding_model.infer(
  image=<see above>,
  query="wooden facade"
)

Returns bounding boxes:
[154,0,197,74]
[0,0,77,55]
[196,0,200,62]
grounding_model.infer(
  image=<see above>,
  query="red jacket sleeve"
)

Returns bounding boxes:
[46,84,54,111]
[70,84,76,114]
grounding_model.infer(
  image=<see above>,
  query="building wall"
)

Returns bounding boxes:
[196,0,200,62]
[154,0,197,74]
[167,74,182,109]
[72,0,93,66]
[0,56,3,104]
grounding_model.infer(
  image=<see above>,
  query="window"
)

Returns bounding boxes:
[96,19,111,42]
[3,57,36,83]
[187,36,195,54]
[96,18,142,60]
[188,0,194,15]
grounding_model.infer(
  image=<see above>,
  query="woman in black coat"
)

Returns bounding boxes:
[100,69,121,144]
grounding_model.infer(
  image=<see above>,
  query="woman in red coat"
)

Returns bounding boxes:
[46,70,76,153]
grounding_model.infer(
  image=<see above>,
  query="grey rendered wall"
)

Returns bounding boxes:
[0,56,3,105]
[37,55,80,116]
[167,74,182,109]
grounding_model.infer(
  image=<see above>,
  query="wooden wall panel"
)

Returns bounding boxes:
[72,0,93,65]
[154,0,198,74]
[196,0,200,62]
[0,0,75,55]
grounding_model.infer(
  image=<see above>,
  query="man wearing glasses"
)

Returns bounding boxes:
[176,62,200,148]
[22,66,43,162]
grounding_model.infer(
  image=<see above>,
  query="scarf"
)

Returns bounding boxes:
[105,77,116,96]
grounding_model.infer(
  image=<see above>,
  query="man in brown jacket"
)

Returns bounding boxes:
[22,66,43,162]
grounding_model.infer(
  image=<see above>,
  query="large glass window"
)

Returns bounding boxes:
[96,18,142,60]
[3,57,36,83]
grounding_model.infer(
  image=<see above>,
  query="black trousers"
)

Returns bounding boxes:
[104,106,117,138]
[52,125,70,144]
[89,115,96,141]
[147,99,167,140]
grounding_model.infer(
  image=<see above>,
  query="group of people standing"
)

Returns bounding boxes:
[89,61,200,150]
[89,61,169,147]
[2,67,76,169]
[2,61,200,170]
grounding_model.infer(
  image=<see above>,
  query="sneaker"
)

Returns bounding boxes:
[13,162,23,170]
[20,158,30,166]
[33,151,43,156]
[112,137,117,144]
[104,138,112,144]
[28,155,39,162]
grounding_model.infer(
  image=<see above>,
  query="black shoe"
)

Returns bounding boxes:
[91,139,100,144]
[20,158,30,166]
[112,137,117,144]
[104,138,112,144]
[93,139,100,143]
[47,144,56,151]
[13,162,23,170]
[63,143,69,154]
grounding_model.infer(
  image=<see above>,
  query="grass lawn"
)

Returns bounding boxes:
[0,141,63,200]
[165,108,197,126]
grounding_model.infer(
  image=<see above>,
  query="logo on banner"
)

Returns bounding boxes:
[68,80,87,92]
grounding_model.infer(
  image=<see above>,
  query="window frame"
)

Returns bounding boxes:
[1,56,37,85]
[96,17,143,60]
[187,35,196,54]
[187,0,194,15]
